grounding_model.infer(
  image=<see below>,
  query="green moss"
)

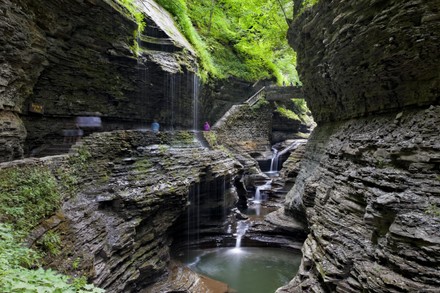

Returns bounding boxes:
[0,166,61,233]
[116,0,147,55]
[204,131,218,146]
[158,144,169,155]
[296,0,320,18]
[251,98,269,110]
[276,98,312,123]
[276,105,300,121]
[426,204,440,218]
[172,131,195,144]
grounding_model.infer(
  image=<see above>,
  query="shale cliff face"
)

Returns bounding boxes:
[282,0,440,292]
[1,130,240,292]
[0,0,197,161]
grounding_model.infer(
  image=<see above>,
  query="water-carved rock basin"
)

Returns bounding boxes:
[176,247,302,293]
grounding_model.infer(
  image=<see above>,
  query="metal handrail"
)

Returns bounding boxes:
[244,86,266,106]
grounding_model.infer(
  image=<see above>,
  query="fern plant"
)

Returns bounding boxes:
[0,224,104,293]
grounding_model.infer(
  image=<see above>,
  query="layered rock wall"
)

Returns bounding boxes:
[289,0,439,123]
[0,0,197,161]
[282,0,440,292]
[213,100,273,159]
[0,130,240,292]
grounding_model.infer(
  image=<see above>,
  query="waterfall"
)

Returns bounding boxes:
[192,74,199,131]
[269,139,308,172]
[270,147,279,172]
[164,73,176,130]
[234,220,249,249]
[253,181,272,204]
[254,185,263,203]
[278,139,308,157]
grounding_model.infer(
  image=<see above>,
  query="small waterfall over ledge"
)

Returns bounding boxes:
[234,220,250,249]
[266,139,308,172]
[270,148,279,172]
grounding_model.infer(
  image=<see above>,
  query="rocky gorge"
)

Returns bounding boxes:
[0,0,439,292]
[280,0,440,292]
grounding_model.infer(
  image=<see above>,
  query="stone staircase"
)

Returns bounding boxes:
[213,85,303,129]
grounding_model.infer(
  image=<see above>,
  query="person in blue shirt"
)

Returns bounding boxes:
[151,119,160,133]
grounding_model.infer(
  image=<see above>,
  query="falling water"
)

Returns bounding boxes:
[192,74,200,131]
[270,147,279,172]
[254,186,263,204]
[269,139,308,172]
[164,73,177,130]
[253,181,272,204]
[234,220,249,249]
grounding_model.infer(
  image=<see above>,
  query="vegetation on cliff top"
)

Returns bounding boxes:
[183,0,300,84]
[118,0,299,84]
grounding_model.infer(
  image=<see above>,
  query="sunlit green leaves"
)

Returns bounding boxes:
[190,0,299,84]
[0,224,104,293]
[156,0,299,84]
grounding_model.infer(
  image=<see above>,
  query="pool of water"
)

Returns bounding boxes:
[176,247,302,293]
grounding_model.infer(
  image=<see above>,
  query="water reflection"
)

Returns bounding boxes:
[177,247,302,293]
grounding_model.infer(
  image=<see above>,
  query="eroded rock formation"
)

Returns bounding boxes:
[1,130,240,292]
[281,0,440,292]
[0,0,197,161]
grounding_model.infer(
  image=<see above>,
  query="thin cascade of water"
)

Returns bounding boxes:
[254,186,263,203]
[192,74,199,131]
[235,220,249,248]
[278,139,308,157]
[269,139,308,172]
[270,147,279,172]
[253,181,272,204]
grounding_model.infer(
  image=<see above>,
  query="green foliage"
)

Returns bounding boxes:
[116,0,146,54]
[116,0,146,31]
[72,258,81,270]
[0,224,104,293]
[154,0,219,80]
[251,98,269,110]
[187,0,300,84]
[171,131,195,144]
[296,0,320,17]
[204,131,218,146]
[276,105,300,121]
[276,98,311,123]
[156,0,299,84]
[292,98,307,113]
[0,166,60,232]
[38,231,62,256]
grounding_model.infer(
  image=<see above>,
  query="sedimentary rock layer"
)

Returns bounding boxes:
[1,130,240,292]
[289,0,440,123]
[0,0,197,161]
[283,0,440,291]
[282,107,440,292]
